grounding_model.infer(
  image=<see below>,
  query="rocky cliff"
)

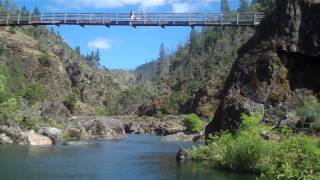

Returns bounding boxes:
[0,25,124,123]
[206,0,320,137]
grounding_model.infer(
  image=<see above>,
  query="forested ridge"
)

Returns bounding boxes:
[132,0,273,118]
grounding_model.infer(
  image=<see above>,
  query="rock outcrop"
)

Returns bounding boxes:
[38,127,62,144]
[0,133,13,144]
[21,130,52,146]
[206,0,320,138]
[68,117,126,140]
[121,116,186,135]
[0,121,23,143]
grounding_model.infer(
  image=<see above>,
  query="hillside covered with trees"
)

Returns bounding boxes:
[132,0,273,118]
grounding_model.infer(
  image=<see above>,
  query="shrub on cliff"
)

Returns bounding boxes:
[183,114,205,133]
[0,98,23,123]
[63,88,80,113]
[38,51,52,67]
[95,106,108,116]
[296,96,320,132]
[24,83,44,102]
[8,27,16,34]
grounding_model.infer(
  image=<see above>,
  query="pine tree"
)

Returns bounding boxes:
[32,6,41,16]
[94,49,101,68]
[21,5,29,16]
[75,46,81,55]
[221,0,229,13]
[159,42,166,62]
[239,0,250,12]
[251,0,273,12]
[189,29,201,56]
[156,43,166,78]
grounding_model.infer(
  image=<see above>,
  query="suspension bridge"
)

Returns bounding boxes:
[0,12,265,27]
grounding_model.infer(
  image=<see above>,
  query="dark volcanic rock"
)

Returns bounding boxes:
[176,148,189,161]
[206,0,320,139]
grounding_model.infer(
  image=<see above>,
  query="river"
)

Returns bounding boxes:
[0,134,254,180]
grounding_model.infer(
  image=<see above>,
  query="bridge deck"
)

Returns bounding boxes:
[0,12,264,27]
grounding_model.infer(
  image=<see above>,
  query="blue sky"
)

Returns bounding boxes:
[13,0,241,69]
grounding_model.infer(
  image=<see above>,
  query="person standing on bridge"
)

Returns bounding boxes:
[129,10,136,25]
[130,10,136,21]
[141,9,146,19]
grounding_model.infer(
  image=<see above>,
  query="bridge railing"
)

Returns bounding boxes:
[0,12,265,26]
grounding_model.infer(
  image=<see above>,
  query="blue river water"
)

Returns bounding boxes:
[0,134,254,180]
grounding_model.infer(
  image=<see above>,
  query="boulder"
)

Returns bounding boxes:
[0,124,23,143]
[85,118,126,140]
[124,122,141,134]
[38,127,62,144]
[21,130,52,146]
[176,148,189,161]
[67,128,82,141]
[70,117,127,140]
[160,132,194,142]
[0,133,13,144]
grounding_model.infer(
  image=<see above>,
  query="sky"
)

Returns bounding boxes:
[12,0,242,70]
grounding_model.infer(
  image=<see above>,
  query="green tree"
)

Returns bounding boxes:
[239,0,250,12]
[159,42,166,62]
[20,5,29,16]
[75,46,81,55]
[94,49,101,68]
[32,6,41,16]
[251,0,274,13]
[156,42,169,77]
[189,29,201,56]
[221,0,230,13]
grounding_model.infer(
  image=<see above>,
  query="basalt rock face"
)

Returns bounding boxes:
[206,0,320,137]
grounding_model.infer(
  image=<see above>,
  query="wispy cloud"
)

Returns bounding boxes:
[88,38,111,50]
[172,0,220,13]
[56,0,172,8]
[55,0,220,11]
[172,2,192,13]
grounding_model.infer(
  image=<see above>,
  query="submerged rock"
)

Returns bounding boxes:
[160,132,194,142]
[62,141,90,146]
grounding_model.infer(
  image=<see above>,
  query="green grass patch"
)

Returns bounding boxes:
[95,106,108,116]
[188,112,320,179]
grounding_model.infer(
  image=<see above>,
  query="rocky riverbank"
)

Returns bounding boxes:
[0,115,202,146]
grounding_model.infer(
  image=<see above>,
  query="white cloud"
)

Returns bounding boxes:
[56,0,173,8]
[55,0,221,12]
[88,38,111,50]
[172,2,192,13]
